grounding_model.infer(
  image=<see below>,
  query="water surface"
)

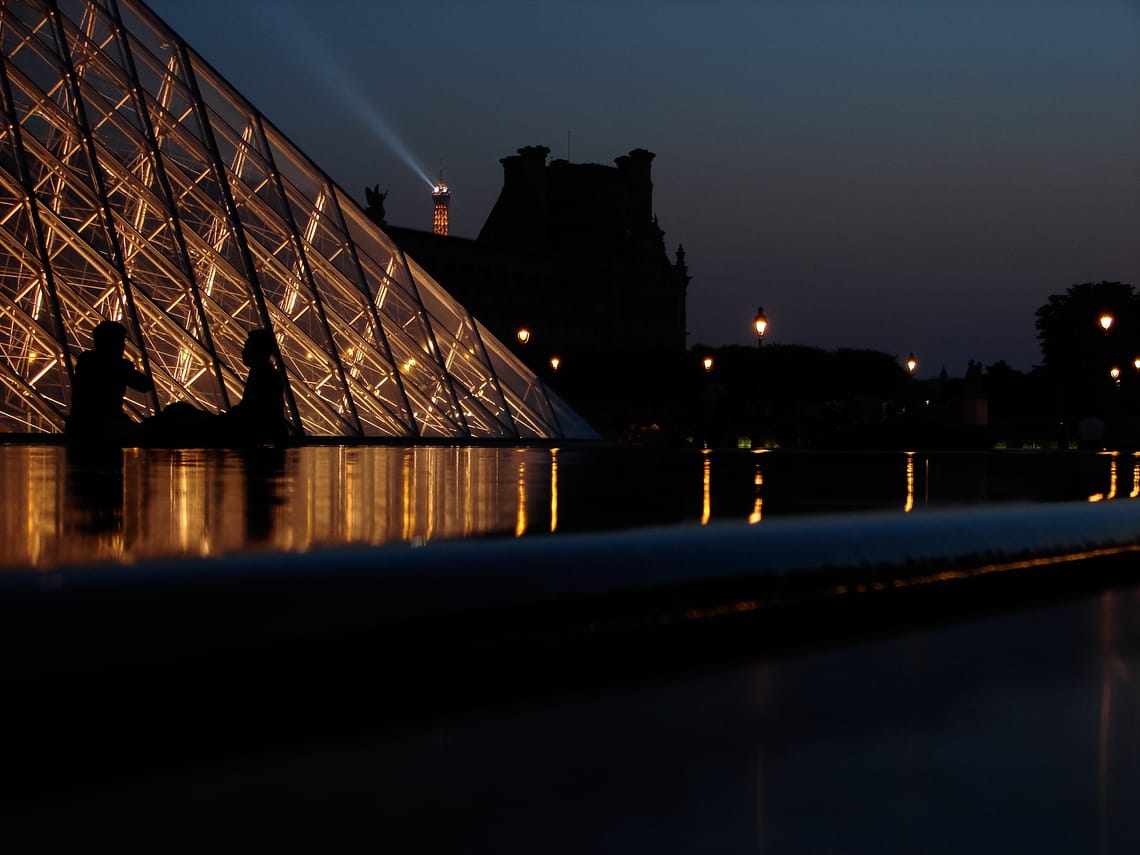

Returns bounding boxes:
[0,445,1132,569]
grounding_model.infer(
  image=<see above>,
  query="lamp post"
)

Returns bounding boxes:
[753,307,768,348]
[702,355,714,373]
[549,356,561,372]
[1100,314,1115,335]
[906,353,918,376]
[516,327,531,346]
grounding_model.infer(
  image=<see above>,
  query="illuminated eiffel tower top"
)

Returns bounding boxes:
[0,0,595,440]
[432,163,450,236]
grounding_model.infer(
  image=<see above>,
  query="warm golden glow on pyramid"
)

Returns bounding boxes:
[0,0,594,440]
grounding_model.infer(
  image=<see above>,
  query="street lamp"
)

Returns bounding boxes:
[549,355,561,372]
[702,355,714,372]
[517,327,531,345]
[753,307,768,348]
[1100,314,1115,334]
[906,353,918,375]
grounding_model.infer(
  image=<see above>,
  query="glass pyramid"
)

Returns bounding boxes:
[0,0,596,440]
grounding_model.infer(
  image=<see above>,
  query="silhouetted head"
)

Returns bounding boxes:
[242,328,276,367]
[92,320,127,357]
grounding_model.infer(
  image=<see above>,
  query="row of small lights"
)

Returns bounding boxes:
[1097,313,1140,386]
[515,327,560,372]
[700,307,920,377]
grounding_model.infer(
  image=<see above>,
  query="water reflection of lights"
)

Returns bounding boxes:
[904,452,916,513]
[701,449,712,525]
[17,447,1138,570]
[0,446,561,569]
[550,448,559,533]
[401,449,415,541]
[1082,451,1140,502]
[1089,452,1120,503]
[516,454,528,538]
[749,451,765,524]
[1096,590,1135,842]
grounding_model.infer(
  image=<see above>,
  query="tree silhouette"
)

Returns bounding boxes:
[1035,281,1140,422]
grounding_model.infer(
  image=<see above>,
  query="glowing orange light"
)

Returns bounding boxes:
[549,356,560,371]
[753,306,768,342]
[1100,314,1115,334]
[431,172,450,236]
[702,356,713,372]
[700,450,711,525]
[515,458,527,537]
[748,461,763,524]
[904,451,915,512]
[906,353,918,375]
[516,328,531,345]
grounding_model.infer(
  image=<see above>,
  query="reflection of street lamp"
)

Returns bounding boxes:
[906,353,918,375]
[517,327,531,345]
[549,356,561,372]
[1100,314,1115,334]
[703,355,714,372]
[1111,366,1121,387]
[753,307,768,348]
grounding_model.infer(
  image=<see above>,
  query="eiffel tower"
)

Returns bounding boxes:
[0,0,595,439]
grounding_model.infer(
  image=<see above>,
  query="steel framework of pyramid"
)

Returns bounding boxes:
[0,0,597,440]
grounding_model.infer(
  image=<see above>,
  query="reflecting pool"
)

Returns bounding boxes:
[0,445,1134,569]
[8,445,1140,853]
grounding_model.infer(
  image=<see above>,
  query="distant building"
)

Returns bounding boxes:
[382,145,691,435]
[431,170,451,236]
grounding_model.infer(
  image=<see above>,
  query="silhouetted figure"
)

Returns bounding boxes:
[224,329,287,445]
[143,399,217,446]
[242,446,286,542]
[139,329,288,446]
[65,442,124,535]
[65,320,152,442]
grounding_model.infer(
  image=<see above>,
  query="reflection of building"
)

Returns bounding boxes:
[0,446,559,568]
[0,1,592,441]
[383,145,691,435]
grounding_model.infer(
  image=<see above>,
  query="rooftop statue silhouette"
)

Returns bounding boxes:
[364,184,388,225]
[64,320,152,442]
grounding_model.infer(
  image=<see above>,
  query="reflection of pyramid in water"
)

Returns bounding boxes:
[0,1,595,440]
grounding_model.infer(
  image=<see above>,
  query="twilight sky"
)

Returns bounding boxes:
[145,0,1140,377]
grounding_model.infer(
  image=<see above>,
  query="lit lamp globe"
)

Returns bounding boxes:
[753,307,768,348]
[1111,366,1121,382]
[1100,314,1115,334]
[549,356,561,372]
[906,353,918,375]
[1133,357,1140,372]
[703,355,714,372]
[516,328,531,346]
